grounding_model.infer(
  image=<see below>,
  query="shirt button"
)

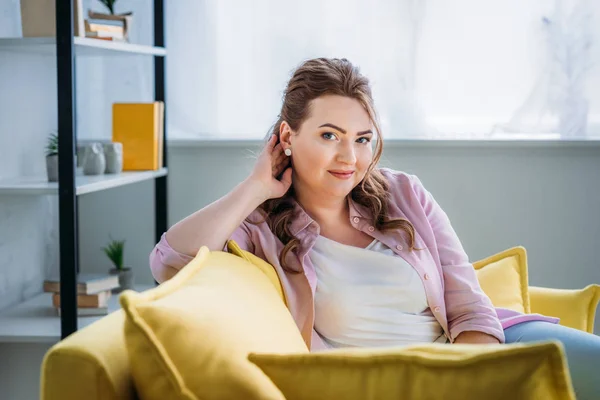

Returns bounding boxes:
[352,217,360,224]
[434,306,441,313]
[396,244,403,251]
[368,226,375,232]
[424,273,430,280]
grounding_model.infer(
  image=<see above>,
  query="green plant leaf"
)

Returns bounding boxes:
[46,132,58,156]
[99,0,117,14]
[102,237,125,270]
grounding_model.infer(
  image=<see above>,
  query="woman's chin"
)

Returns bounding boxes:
[320,184,355,198]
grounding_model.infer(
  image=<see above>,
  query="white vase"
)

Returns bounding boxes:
[103,142,123,174]
[82,143,106,175]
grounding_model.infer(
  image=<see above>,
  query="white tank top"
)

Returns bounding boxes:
[309,235,447,348]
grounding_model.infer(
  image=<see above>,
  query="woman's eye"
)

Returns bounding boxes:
[356,137,371,144]
[322,132,336,140]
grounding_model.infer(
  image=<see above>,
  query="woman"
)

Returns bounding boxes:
[150,58,600,398]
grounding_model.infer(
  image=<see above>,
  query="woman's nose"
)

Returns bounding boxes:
[336,142,357,164]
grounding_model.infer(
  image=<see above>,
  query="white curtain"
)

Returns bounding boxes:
[166,0,426,139]
[165,0,600,140]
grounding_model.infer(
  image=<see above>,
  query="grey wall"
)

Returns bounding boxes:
[2,141,599,400]
[164,142,600,335]
[0,343,52,400]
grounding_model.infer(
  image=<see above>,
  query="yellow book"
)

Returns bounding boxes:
[157,101,165,168]
[112,102,160,171]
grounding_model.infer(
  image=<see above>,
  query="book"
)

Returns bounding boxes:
[87,10,132,42]
[85,21,125,34]
[57,307,109,317]
[112,102,163,171]
[20,0,85,37]
[157,101,165,168]
[85,31,125,40]
[83,36,124,42]
[52,290,111,308]
[43,274,119,295]
[85,21,125,40]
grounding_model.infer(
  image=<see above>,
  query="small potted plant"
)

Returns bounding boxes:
[45,132,59,182]
[102,237,134,292]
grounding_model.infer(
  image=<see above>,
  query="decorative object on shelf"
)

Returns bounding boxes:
[20,0,85,37]
[76,144,85,175]
[82,142,106,176]
[45,132,59,182]
[103,142,123,174]
[85,7,133,43]
[103,237,134,292]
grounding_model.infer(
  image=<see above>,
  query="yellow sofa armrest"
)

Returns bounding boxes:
[529,284,600,334]
[41,310,136,400]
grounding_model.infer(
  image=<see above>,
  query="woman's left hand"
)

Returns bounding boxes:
[453,331,500,344]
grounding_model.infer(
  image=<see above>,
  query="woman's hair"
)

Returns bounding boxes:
[249,57,419,273]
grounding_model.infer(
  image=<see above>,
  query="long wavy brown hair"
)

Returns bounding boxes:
[249,58,419,273]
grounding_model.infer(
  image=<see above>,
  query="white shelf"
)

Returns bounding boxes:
[0,285,154,343]
[0,37,166,57]
[0,168,167,196]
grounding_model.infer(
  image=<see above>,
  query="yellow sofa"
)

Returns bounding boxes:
[40,244,599,400]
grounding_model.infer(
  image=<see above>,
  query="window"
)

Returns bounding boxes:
[166,0,600,140]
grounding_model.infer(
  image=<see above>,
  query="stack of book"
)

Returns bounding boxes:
[112,101,165,171]
[85,20,125,42]
[84,10,132,42]
[43,274,120,317]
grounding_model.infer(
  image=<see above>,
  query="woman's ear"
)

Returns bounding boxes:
[279,121,293,147]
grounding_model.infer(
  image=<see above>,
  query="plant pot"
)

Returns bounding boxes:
[46,154,58,182]
[110,267,134,292]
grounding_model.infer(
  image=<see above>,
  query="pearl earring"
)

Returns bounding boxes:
[284,148,292,156]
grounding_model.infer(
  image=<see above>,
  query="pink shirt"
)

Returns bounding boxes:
[150,168,558,351]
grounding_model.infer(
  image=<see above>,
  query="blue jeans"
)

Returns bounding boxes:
[504,321,600,400]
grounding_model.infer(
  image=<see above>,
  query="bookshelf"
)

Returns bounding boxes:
[0,0,167,342]
[0,168,167,196]
[0,37,166,56]
[0,285,153,343]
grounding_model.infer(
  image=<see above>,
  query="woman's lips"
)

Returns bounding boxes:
[328,170,355,179]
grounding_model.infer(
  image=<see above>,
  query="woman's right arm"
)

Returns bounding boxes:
[150,134,292,283]
[166,178,267,255]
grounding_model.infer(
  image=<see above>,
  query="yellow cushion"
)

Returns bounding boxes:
[529,284,600,333]
[473,246,530,313]
[226,239,287,306]
[120,247,309,400]
[249,341,575,400]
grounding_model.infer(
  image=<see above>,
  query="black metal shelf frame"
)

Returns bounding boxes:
[55,0,167,340]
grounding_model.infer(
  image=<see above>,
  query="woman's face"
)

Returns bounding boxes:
[282,95,375,200]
